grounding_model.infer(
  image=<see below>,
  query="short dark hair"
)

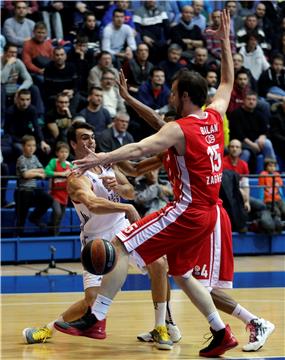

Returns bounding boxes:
[55,141,70,153]
[271,53,284,64]
[173,69,208,107]
[245,90,258,98]
[264,157,277,169]
[17,89,31,97]
[89,86,103,95]
[22,134,35,145]
[150,66,165,78]
[84,11,96,21]
[4,43,17,52]
[235,68,250,79]
[76,35,88,45]
[113,8,125,17]
[67,121,95,151]
[53,46,65,54]
[34,21,47,31]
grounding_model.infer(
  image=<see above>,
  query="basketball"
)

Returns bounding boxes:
[81,239,117,275]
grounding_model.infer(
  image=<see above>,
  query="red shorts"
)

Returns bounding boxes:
[117,201,220,276]
[192,206,233,289]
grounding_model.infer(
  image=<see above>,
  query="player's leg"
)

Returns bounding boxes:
[173,274,238,357]
[211,288,275,352]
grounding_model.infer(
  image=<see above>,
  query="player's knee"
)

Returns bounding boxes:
[147,258,167,276]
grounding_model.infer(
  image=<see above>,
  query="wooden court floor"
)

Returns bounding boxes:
[1,256,285,360]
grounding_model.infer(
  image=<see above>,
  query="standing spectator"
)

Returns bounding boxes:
[79,87,112,136]
[239,32,270,81]
[191,0,207,32]
[100,69,127,118]
[4,89,50,157]
[169,5,205,57]
[133,0,169,64]
[3,1,35,53]
[229,91,276,170]
[258,54,285,103]
[15,135,53,234]
[22,21,53,86]
[122,43,153,95]
[101,8,137,69]
[44,46,78,104]
[45,141,73,235]
[88,51,119,90]
[205,10,236,62]
[1,43,44,114]
[45,92,73,145]
[259,158,285,227]
[159,44,185,87]
[97,112,134,152]
[270,100,285,171]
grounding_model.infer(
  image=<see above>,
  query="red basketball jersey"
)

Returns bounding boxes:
[163,108,224,207]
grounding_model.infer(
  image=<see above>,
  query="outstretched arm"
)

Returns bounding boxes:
[117,70,166,131]
[117,154,164,177]
[207,9,234,117]
[73,122,184,173]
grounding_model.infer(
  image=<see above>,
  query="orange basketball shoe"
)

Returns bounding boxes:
[54,308,106,339]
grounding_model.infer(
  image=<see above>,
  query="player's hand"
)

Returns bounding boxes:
[205,9,230,41]
[72,147,107,175]
[125,205,141,223]
[117,69,130,100]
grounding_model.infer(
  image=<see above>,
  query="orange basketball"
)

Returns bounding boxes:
[81,239,117,275]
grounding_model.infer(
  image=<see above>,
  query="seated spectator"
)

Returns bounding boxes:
[45,92,73,145]
[205,70,218,89]
[100,1,135,32]
[270,100,285,171]
[22,21,53,86]
[67,35,95,94]
[159,43,185,87]
[188,46,217,77]
[97,112,134,152]
[259,158,285,225]
[232,52,257,91]
[44,46,78,105]
[258,54,285,104]
[88,51,119,90]
[4,89,50,159]
[191,0,207,32]
[101,8,137,69]
[100,69,126,118]
[255,2,273,43]
[169,5,205,57]
[236,14,271,54]
[77,12,100,55]
[3,1,35,53]
[228,69,251,115]
[239,31,270,81]
[45,141,73,235]
[225,1,244,35]
[1,43,44,115]
[15,135,53,235]
[229,91,276,172]
[122,43,153,94]
[133,1,169,64]
[79,86,112,136]
[205,10,236,62]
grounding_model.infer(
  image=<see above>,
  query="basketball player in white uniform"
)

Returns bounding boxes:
[23,121,140,343]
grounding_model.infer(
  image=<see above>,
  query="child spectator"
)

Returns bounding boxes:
[45,142,73,235]
[259,158,285,224]
[15,135,53,235]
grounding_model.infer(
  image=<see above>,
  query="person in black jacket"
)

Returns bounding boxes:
[270,100,285,171]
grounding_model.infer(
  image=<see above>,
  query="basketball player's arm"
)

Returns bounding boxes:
[117,69,166,130]
[67,174,137,216]
[206,10,234,117]
[117,154,164,177]
[73,122,184,171]
[112,165,135,200]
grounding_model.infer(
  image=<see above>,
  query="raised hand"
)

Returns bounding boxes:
[117,69,129,100]
[205,9,230,41]
[72,146,107,176]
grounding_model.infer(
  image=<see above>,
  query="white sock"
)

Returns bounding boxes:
[154,302,166,327]
[166,301,176,325]
[46,315,63,332]
[91,294,112,320]
[232,304,256,324]
[207,311,225,331]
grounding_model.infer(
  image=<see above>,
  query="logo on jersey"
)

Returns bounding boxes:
[205,134,216,144]
[80,211,90,225]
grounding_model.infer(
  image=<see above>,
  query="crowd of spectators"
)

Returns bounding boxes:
[1,0,285,234]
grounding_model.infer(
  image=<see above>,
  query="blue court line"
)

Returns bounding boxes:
[1,271,285,294]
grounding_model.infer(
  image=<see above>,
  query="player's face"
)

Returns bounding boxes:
[75,129,96,157]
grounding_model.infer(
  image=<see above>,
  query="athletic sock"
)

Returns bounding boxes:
[91,294,112,320]
[47,315,63,332]
[207,311,225,331]
[166,301,176,325]
[232,304,256,324]
[154,302,167,327]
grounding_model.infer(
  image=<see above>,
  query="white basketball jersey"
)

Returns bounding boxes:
[72,166,128,246]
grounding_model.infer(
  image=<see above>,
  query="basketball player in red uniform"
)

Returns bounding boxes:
[54,10,239,357]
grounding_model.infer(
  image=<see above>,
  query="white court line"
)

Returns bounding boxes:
[2,298,285,306]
